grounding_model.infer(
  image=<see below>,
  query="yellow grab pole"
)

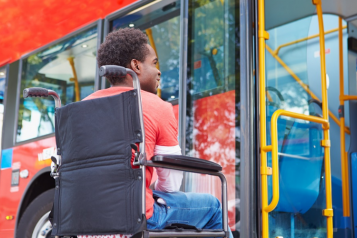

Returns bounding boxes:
[68,57,80,102]
[274,25,346,55]
[145,28,160,70]
[257,0,272,237]
[338,16,351,217]
[313,0,334,237]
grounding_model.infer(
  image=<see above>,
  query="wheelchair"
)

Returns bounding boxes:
[23,65,229,238]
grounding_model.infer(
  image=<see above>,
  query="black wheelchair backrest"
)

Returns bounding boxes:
[51,90,146,236]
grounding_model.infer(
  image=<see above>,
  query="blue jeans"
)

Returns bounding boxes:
[148,190,233,238]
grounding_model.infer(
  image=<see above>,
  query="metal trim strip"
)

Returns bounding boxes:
[240,0,257,237]
[178,0,188,155]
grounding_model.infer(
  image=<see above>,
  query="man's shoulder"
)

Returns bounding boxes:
[84,87,172,112]
[141,91,175,123]
[141,91,171,108]
[83,87,132,100]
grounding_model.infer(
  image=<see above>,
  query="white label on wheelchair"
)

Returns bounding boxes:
[38,147,56,161]
[78,234,131,238]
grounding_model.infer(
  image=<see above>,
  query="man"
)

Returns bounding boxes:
[83,28,232,237]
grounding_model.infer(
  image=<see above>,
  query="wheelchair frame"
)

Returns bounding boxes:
[23,65,229,238]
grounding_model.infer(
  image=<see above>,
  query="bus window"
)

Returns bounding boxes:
[185,0,239,232]
[109,0,180,104]
[0,66,6,150]
[16,27,98,142]
[188,0,236,99]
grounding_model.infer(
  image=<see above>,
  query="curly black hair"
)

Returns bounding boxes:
[97,28,149,85]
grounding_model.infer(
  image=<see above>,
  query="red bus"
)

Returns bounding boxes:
[2,0,357,237]
[1,1,238,237]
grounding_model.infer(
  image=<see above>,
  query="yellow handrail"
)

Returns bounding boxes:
[68,57,80,102]
[341,95,357,101]
[269,109,329,212]
[266,45,350,135]
[339,17,351,217]
[257,0,271,237]
[274,25,347,55]
[313,1,334,237]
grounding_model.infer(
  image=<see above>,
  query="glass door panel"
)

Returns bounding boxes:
[185,0,240,234]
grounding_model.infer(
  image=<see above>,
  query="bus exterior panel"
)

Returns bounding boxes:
[0,0,138,66]
[0,137,55,237]
[0,12,108,237]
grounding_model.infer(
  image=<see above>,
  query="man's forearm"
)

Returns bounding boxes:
[154,145,183,192]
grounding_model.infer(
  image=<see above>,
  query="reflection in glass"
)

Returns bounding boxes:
[0,66,6,103]
[0,66,6,150]
[17,27,98,142]
[185,0,240,233]
[111,0,180,103]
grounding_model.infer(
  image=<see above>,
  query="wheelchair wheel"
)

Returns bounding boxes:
[16,189,54,238]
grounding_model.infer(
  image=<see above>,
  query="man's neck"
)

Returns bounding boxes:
[111,84,132,88]
[112,75,133,88]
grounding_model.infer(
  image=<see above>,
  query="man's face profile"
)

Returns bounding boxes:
[135,44,161,94]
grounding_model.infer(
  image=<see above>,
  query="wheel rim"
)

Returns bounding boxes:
[32,211,52,238]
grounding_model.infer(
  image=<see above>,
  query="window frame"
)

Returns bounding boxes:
[239,0,258,237]
[14,19,103,146]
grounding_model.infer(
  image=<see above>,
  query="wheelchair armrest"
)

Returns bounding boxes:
[142,155,229,237]
[145,154,222,172]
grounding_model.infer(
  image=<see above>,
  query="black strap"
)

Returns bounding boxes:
[339,105,345,118]
[48,204,54,225]
[164,223,203,232]
[152,193,160,200]
[132,230,149,238]
[55,110,62,155]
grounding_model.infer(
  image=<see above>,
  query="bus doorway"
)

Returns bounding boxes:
[257,0,357,237]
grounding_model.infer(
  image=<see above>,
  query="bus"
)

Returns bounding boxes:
[0,0,357,237]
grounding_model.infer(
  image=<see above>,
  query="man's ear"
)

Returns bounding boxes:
[130,59,141,75]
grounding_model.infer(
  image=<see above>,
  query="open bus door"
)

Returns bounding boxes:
[255,0,357,237]
[258,0,333,238]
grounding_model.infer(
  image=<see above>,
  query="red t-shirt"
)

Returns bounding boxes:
[83,86,179,219]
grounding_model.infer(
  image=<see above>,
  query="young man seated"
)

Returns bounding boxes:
[81,28,233,238]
